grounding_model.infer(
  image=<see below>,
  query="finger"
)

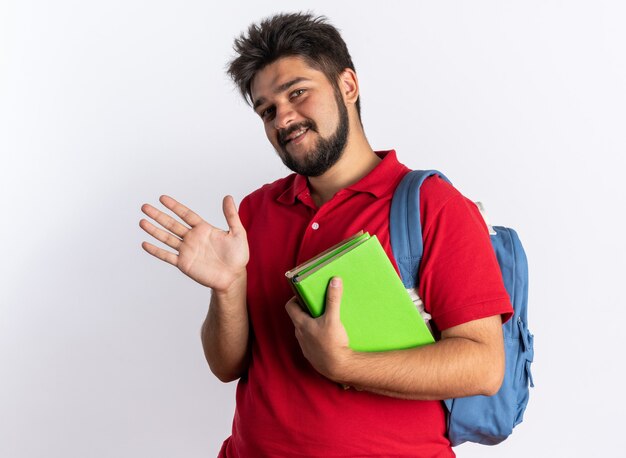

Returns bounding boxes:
[141,241,179,267]
[285,296,309,324]
[139,218,182,251]
[141,203,189,238]
[324,277,343,321]
[159,195,204,228]
[222,195,245,236]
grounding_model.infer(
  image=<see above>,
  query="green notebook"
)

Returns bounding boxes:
[285,232,434,352]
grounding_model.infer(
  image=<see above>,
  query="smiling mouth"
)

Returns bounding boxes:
[279,122,314,146]
[286,128,308,144]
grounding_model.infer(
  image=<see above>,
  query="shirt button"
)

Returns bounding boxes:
[312,222,320,230]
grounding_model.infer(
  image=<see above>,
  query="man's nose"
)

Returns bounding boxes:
[273,104,296,130]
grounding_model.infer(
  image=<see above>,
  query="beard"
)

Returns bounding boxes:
[276,92,349,177]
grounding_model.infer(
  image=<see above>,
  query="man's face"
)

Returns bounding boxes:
[250,56,349,177]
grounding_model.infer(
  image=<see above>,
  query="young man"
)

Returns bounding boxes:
[140,13,513,457]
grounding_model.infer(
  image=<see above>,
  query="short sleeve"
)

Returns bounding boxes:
[418,177,513,331]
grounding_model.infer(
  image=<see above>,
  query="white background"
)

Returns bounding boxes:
[1,1,625,456]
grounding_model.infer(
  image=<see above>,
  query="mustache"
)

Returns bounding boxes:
[278,120,316,146]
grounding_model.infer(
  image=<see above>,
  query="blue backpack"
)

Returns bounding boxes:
[389,170,534,446]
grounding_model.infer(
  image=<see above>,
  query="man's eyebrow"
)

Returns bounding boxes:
[252,77,311,111]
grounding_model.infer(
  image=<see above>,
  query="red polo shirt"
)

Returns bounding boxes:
[220,151,512,457]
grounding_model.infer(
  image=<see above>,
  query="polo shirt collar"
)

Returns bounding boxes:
[277,174,309,205]
[276,150,406,205]
[345,150,405,197]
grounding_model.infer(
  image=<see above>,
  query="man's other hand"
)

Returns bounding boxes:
[140,195,249,293]
[285,277,351,381]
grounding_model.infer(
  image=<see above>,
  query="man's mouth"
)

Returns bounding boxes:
[279,122,314,146]
[286,127,308,144]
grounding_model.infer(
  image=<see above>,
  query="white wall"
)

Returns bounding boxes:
[1,1,624,456]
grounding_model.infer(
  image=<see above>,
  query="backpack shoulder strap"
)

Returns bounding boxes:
[390,169,450,289]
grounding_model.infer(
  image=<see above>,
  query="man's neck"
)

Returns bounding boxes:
[308,135,380,207]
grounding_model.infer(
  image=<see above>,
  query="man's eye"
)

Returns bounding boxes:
[290,89,305,98]
[261,107,275,119]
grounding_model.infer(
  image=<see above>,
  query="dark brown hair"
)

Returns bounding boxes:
[227,12,361,118]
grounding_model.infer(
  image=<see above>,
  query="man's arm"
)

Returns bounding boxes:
[285,277,505,400]
[201,275,250,382]
[140,195,250,382]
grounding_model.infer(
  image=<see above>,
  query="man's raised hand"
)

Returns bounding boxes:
[139,195,249,292]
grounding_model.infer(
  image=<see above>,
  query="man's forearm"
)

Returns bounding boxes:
[334,316,505,400]
[201,275,250,383]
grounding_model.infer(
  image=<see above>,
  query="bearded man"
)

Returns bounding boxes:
[140,12,512,457]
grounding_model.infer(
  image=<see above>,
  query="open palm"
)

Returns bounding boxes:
[140,195,249,292]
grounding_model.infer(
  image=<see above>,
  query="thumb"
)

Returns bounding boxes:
[324,277,343,321]
[222,195,245,236]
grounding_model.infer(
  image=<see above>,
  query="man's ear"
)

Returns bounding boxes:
[338,68,359,106]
